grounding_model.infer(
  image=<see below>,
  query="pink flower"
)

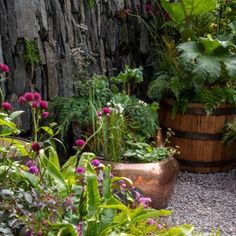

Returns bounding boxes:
[144,4,153,13]
[0,63,9,73]
[29,165,39,174]
[39,100,48,110]
[91,159,100,167]
[76,166,85,174]
[124,8,132,16]
[42,111,49,118]
[75,139,85,147]
[31,101,40,108]
[2,102,12,111]
[31,142,40,152]
[102,107,111,114]
[34,92,42,101]
[18,95,27,104]
[96,111,103,117]
[24,92,34,101]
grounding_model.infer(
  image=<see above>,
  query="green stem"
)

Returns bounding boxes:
[32,109,38,142]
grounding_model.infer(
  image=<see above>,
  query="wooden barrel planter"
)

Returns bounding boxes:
[159,100,236,173]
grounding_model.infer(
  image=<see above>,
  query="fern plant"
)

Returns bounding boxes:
[223,119,236,143]
[49,97,94,139]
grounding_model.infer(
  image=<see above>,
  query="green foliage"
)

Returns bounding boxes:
[49,96,93,139]
[148,36,236,114]
[24,39,40,65]
[124,129,177,163]
[111,65,143,96]
[0,112,21,136]
[177,38,236,82]
[223,119,236,143]
[147,0,236,114]
[160,0,217,40]
[91,104,128,162]
[111,93,159,139]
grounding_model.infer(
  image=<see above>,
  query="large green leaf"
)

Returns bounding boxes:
[160,0,185,22]
[183,0,216,16]
[129,209,172,225]
[177,41,201,69]
[48,146,60,171]
[99,165,115,232]
[78,152,96,167]
[224,57,236,78]
[0,137,29,156]
[9,111,25,120]
[160,224,195,235]
[0,119,16,129]
[61,155,77,185]
[37,126,54,136]
[160,0,216,23]
[39,150,66,188]
[193,55,221,82]
[85,163,101,235]
[19,169,40,189]
[56,224,78,236]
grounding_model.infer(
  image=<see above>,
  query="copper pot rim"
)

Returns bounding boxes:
[99,156,177,167]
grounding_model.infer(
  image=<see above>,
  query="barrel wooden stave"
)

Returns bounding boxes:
[159,100,236,173]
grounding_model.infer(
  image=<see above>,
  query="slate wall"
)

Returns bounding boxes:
[0,0,152,129]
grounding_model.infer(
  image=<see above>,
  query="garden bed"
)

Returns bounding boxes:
[167,168,236,235]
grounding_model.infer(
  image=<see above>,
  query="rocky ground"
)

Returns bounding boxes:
[166,168,236,235]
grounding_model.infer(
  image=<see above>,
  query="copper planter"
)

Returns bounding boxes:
[108,157,179,209]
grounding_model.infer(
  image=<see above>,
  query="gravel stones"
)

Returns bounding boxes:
[166,168,236,235]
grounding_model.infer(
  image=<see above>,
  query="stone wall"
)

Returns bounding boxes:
[0,0,152,129]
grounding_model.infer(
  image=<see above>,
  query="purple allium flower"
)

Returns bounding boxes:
[76,166,85,174]
[31,101,40,108]
[147,218,156,225]
[76,222,84,235]
[121,183,127,189]
[2,102,12,111]
[75,139,85,147]
[18,95,27,104]
[0,63,9,73]
[91,159,100,167]
[25,160,35,167]
[134,190,141,199]
[138,197,152,208]
[42,111,49,118]
[29,165,39,174]
[157,224,162,230]
[102,106,111,114]
[34,92,42,101]
[118,180,125,185]
[31,142,40,152]
[39,100,48,110]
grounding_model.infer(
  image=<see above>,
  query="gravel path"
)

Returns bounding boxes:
[166,168,236,235]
